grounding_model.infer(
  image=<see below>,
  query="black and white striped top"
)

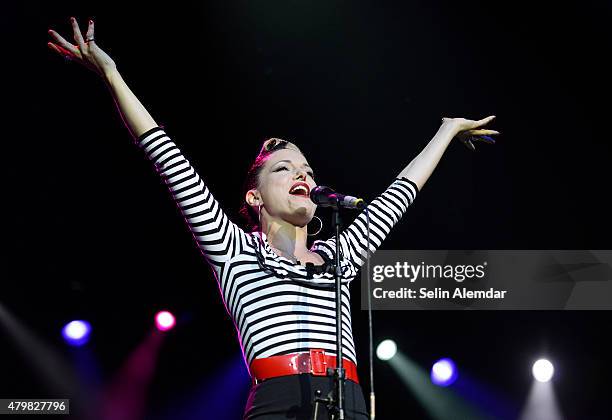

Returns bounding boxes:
[136,127,418,369]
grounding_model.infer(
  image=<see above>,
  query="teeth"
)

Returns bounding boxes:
[290,185,309,195]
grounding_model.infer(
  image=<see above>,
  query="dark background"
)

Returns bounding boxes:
[3,0,611,418]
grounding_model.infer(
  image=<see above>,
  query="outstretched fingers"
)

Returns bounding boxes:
[461,138,477,151]
[70,17,86,51]
[458,123,499,150]
[475,115,496,126]
[85,19,94,42]
[48,29,79,57]
[47,42,71,58]
[466,129,499,136]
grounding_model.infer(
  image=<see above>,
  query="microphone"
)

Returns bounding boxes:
[310,186,367,210]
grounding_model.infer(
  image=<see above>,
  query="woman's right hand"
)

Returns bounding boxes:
[48,17,117,78]
[441,116,499,151]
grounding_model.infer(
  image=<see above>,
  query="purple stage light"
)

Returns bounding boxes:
[62,320,91,346]
[431,358,458,387]
[155,311,176,331]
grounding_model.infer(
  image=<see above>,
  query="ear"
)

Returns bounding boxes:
[245,189,261,207]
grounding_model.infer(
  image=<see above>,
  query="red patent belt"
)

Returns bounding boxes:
[250,349,359,385]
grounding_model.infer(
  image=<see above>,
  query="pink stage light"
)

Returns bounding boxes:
[155,311,176,331]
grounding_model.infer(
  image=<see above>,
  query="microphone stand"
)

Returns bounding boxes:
[312,207,345,420]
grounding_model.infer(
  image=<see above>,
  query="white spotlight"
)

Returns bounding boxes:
[532,359,554,382]
[376,339,397,361]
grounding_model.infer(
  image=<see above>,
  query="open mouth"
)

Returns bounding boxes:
[289,182,311,198]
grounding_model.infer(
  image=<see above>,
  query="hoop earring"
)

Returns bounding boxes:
[258,204,263,231]
[307,215,323,236]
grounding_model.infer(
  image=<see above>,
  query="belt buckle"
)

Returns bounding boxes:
[309,349,327,376]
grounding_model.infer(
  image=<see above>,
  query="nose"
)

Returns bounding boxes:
[294,169,307,181]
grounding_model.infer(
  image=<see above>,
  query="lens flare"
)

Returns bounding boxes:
[62,320,92,346]
[155,311,176,332]
[376,339,397,361]
[532,359,554,382]
[431,358,458,386]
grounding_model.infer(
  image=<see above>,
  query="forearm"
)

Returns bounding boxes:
[103,69,158,139]
[397,122,459,191]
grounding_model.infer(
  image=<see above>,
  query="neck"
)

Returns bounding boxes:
[262,217,309,258]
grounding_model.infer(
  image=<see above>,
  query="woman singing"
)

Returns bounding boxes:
[48,17,498,420]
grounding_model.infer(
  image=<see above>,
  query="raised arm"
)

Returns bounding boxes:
[314,177,418,271]
[135,127,248,268]
[48,17,157,138]
[48,18,248,269]
[316,116,498,270]
[398,116,499,191]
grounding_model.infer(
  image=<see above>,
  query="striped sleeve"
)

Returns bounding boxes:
[136,127,247,268]
[316,177,418,270]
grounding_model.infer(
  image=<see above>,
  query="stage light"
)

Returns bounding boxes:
[532,359,554,382]
[62,320,91,346]
[431,358,458,387]
[376,339,397,361]
[155,311,176,331]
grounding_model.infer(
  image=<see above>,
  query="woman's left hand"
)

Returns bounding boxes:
[441,115,499,151]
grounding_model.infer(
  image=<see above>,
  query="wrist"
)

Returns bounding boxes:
[439,120,460,137]
[102,66,120,84]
